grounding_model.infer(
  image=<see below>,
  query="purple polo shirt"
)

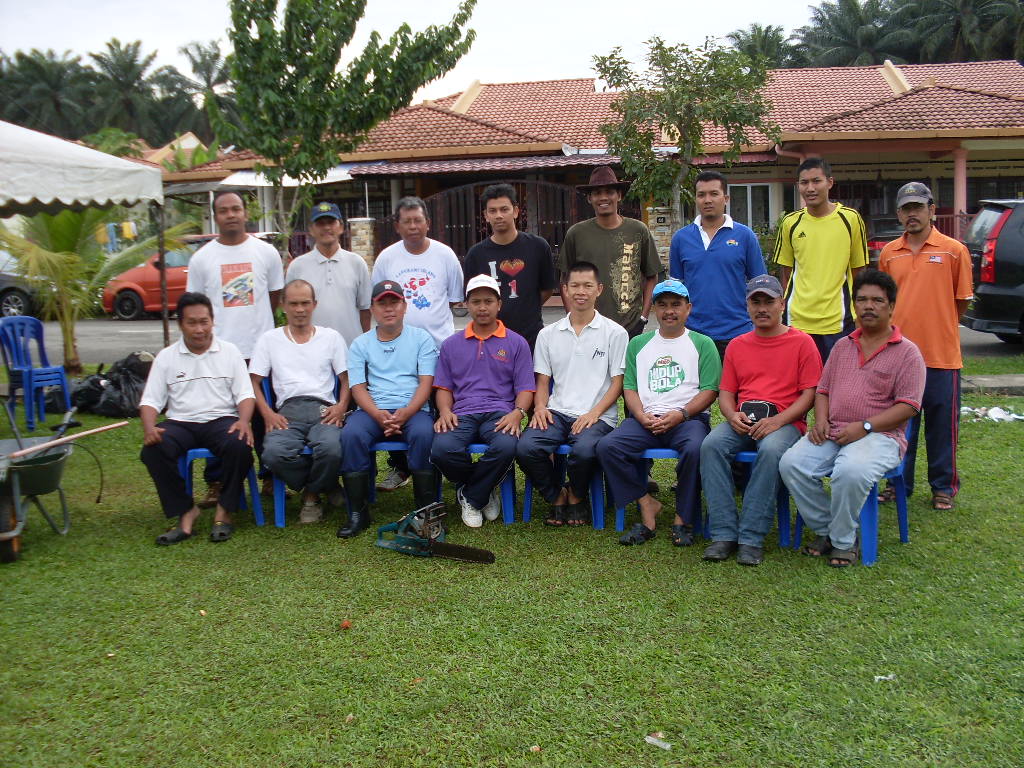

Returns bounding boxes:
[434,320,535,415]
[817,325,925,455]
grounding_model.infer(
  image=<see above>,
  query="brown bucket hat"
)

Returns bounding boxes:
[575,165,631,193]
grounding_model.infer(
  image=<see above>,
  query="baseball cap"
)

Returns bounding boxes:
[311,201,343,221]
[371,280,404,302]
[652,278,689,300]
[745,274,784,299]
[896,182,932,208]
[465,274,501,298]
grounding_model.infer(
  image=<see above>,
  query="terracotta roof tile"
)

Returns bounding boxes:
[348,154,618,176]
[185,148,263,173]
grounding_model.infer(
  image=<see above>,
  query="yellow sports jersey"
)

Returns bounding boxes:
[773,203,868,335]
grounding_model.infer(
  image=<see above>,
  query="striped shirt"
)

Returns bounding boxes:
[817,326,925,455]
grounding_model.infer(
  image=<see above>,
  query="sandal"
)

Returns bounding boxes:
[670,523,695,547]
[828,548,857,568]
[156,527,193,546]
[209,521,234,543]
[565,502,589,527]
[801,535,832,557]
[931,492,954,511]
[619,522,655,545]
[544,505,567,527]
[878,485,897,504]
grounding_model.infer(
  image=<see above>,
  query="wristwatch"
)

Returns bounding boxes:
[863,420,873,433]
[515,407,528,418]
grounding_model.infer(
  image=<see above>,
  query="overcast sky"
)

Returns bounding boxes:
[0,0,813,100]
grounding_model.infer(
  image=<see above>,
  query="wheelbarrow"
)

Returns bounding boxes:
[0,405,128,563]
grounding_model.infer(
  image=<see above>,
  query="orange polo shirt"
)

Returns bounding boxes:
[879,228,973,369]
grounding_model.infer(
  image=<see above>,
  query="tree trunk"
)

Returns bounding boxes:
[58,306,82,378]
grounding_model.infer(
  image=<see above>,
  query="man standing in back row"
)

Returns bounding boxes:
[463,184,556,351]
[557,166,661,339]
[879,182,973,511]
[774,157,868,362]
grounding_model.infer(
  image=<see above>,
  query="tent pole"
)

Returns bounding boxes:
[152,203,169,347]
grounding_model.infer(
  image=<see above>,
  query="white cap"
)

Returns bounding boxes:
[465,273,501,298]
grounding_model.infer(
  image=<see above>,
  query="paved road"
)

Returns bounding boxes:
[44,314,1024,368]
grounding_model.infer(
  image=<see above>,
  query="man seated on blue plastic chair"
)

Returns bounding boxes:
[340,280,439,538]
[516,261,627,528]
[597,279,721,546]
[249,279,350,527]
[140,292,255,545]
[431,274,534,528]
[779,269,925,568]
[700,275,821,566]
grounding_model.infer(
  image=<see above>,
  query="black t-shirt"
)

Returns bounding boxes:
[463,232,556,348]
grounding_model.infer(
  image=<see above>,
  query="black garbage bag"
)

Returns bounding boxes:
[91,351,156,417]
[67,364,108,412]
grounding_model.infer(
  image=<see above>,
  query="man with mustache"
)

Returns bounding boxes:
[669,171,766,361]
[700,275,821,566]
[779,270,925,567]
[878,183,973,512]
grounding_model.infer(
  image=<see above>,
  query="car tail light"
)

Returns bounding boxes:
[980,209,1012,284]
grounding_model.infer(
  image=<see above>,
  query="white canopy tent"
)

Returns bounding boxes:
[0,120,163,217]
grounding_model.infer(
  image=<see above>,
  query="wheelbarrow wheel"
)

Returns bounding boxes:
[0,496,20,563]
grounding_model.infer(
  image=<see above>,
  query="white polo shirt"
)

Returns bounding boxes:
[140,337,254,423]
[533,310,628,427]
[248,326,348,406]
[285,247,372,347]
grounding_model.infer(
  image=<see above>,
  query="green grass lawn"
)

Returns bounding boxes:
[1,397,1022,767]
[962,354,1024,376]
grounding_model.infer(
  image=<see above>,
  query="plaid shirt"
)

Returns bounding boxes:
[817,326,925,454]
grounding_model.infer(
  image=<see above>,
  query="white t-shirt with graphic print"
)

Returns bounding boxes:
[623,329,721,416]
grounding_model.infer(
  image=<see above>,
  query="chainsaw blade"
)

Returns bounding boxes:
[429,540,495,564]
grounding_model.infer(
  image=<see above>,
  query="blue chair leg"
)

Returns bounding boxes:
[246,467,265,526]
[522,475,534,523]
[590,469,605,530]
[860,482,880,566]
[776,485,791,549]
[893,476,910,543]
[272,475,287,528]
[501,466,516,525]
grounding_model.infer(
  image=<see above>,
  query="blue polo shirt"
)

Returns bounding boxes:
[347,325,438,411]
[669,218,765,340]
[434,320,535,415]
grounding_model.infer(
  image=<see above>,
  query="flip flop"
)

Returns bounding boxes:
[209,521,234,543]
[828,548,857,568]
[931,492,954,511]
[156,527,193,546]
[544,505,567,527]
[670,523,695,547]
[878,485,897,503]
[801,535,832,557]
[565,502,589,527]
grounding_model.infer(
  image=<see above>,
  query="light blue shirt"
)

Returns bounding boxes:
[347,325,438,410]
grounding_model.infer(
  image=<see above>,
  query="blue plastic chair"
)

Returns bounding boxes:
[177,448,264,526]
[522,444,606,528]
[0,316,71,431]
[613,448,682,532]
[791,425,912,566]
[467,443,517,524]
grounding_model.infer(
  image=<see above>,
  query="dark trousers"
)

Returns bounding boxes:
[205,406,265,481]
[430,411,517,509]
[808,319,854,364]
[341,409,434,473]
[904,367,961,498]
[140,416,254,519]
[597,414,710,526]
[516,411,612,502]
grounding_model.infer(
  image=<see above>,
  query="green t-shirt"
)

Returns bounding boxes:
[623,329,721,415]
[557,217,661,330]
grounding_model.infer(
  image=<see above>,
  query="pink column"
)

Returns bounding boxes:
[953,147,968,239]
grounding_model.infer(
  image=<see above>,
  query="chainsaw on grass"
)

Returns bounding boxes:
[375,502,495,564]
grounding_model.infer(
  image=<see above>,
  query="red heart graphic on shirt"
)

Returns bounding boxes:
[499,258,524,277]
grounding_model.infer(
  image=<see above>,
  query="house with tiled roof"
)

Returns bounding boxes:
[164,59,1024,258]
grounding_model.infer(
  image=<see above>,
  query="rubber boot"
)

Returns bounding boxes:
[411,469,439,511]
[338,472,373,538]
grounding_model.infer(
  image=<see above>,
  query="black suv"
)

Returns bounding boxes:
[963,200,1024,344]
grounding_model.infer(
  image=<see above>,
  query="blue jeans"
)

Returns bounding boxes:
[516,411,611,502]
[778,433,900,551]
[700,422,800,547]
[429,411,517,509]
[340,409,434,473]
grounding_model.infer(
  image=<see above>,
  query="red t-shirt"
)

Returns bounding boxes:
[721,327,822,433]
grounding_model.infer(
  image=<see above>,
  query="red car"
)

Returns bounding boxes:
[102,233,280,320]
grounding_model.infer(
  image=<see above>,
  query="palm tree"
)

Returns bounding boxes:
[179,40,238,143]
[726,24,806,68]
[0,49,94,138]
[912,0,1010,61]
[985,0,1024,59]
[88,38,164,143]
[798,0,917,66]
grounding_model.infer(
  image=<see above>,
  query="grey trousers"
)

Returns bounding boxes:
[260,397,343,494]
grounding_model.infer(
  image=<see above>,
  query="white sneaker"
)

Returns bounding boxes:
[457,487,483,528]
[299,500,323,524]
[482,487,501,522]
[376,468,411,491]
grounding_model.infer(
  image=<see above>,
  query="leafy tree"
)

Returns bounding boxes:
[0,213,194,376]
[592,37,779,210]
[81,127,146,158]
[0,49,94,138]
[986,0,1024,59]
[89,39,171,142]
[797,0,915,66]
[727,24,807,68]
[216,0,477,238]
[911,0,1015,61]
